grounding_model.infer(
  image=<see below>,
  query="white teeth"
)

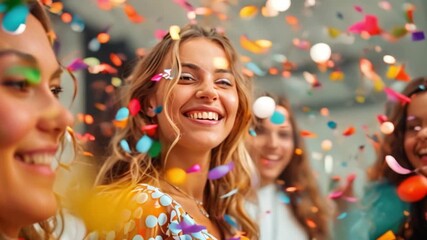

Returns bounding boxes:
[188,112,219,120]
[19,154,55,165]
[419,148,427,155]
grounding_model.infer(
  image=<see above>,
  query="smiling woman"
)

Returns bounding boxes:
[81,24,258,239]
[0,0,74,239]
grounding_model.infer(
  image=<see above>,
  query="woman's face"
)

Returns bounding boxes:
[152,37,239,152]
[0,15,74,236]
[249,105,294,186]
[404,91,427,177]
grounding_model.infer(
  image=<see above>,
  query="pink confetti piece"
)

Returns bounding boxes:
[343,196,358,202]
[354,5,363,12]
[151,73,163,81]
[384,87,411,105]
[328,191,344,199]
[154,29,168,40]
[186,164,201,173]
[385,155,412,174]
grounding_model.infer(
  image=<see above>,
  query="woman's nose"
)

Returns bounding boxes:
[195,81,218,102]
[37,91,74,138]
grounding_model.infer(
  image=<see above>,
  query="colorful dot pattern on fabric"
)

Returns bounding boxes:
[85,184,217,240]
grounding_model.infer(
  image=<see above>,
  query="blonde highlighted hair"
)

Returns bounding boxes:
[96,24,258,239]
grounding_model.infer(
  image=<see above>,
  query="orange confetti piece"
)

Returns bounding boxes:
[342,126,356,136]
[300,130,317,138]
[329,70,344,81]
[113,119,128,128]
[97,32,110,44]
[240,35,269,54]
[295,148,303,155]
[124,3,144,23]
[94,103,107,111]
[306,218,317,228]
[83,151,94,157]
[61,12,72,23]
[285,15,299,26]
[240,5,258,19]
[49,2,63,14]
[110,53,123,67]
[286,187,298,192]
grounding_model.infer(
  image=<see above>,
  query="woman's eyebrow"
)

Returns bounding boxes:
[0,49,37,64]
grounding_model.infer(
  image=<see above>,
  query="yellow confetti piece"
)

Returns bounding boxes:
[329,71,344,81]
[239,5,258,19]
[328,27,341,38]
[386,65,400,79]
[165,168,187,185]
[355,95,366,103]
[169,25,181,40]
[376,230,396,240]
[111,77,122,87]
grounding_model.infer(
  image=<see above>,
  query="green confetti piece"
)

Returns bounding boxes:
[6,66,41,84]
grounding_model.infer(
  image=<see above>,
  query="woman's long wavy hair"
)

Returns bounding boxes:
[251,95,330,240]
[368,77,427,239]
[96,24,258,239]
[369,77,427,184]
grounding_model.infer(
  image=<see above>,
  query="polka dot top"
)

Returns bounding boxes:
[85,183,218,240]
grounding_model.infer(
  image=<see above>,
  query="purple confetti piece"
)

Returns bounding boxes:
[412,31,425,41]
[208,162,234,180]
[67,58,89,72]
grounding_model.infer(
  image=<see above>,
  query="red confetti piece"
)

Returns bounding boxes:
[300,130,317,138]
[110,53,123,67]
[342,126,355,136]
[128,98,141,116]
[141,124,158,137]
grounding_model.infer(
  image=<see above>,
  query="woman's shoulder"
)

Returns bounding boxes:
[85,183,217,240]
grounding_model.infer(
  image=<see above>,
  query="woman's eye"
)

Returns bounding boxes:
[50,86,63,98]
[215,78,232,86]
[2,80,30,92]
[279,131,292,139]
[179,73,195,81]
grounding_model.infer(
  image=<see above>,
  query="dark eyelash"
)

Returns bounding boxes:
[51,86,63,96]
[2,80,30,90]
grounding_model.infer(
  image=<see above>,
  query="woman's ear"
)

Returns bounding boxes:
[146,94,157,117]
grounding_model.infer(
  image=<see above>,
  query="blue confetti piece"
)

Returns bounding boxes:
[154,105,163,114]
[88,38,101,52]
[2,4,29,34]
[70,14,85,32]
[224,214,238,229]
[120,139,131,153]
[337,212,348,220]
[136,135,153,153]
[278,191,290,204]
[115,107,129,121]
[249,128,257,136]
[270,110,286,124]
[412,31,425,41]
[327,121,337,129]
[245,62,266,76]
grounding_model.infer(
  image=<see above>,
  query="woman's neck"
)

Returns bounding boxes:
[163,147,211,201]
